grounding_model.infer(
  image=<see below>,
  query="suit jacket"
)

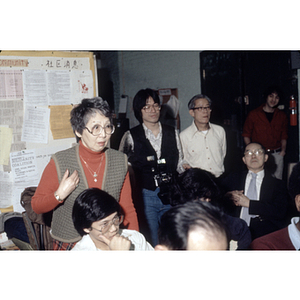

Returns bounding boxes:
[220,169,288,240]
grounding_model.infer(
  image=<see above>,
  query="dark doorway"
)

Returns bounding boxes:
[200,51,299,181]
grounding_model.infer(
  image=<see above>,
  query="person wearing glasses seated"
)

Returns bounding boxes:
[32,97,139,250]
[220,142,288,241]
[167,168,251,250]
[72,188,153,251]
[179,94,226,178]
[119,88,185,247]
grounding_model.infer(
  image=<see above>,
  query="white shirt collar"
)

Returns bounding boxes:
[142,122,162,138]
[191,121,211,135]
[247,169,264,180]
[288,217,300,250]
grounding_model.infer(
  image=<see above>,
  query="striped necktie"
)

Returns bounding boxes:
[241,172,257,226]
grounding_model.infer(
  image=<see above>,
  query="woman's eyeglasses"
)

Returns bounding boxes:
[85,124,115,136]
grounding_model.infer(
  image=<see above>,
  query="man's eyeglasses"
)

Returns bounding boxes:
[142,103,161,113]
[92,215,124,234]
[244,149,264,156]
[192,106,211,112]
[85,124,115,136]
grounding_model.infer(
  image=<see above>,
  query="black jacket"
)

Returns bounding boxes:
[220,170,288,240]
[129,124,179,191]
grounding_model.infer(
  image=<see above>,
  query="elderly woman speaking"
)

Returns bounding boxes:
[32,97,139,250]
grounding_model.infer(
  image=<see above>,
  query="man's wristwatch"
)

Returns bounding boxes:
[54,193,63,203]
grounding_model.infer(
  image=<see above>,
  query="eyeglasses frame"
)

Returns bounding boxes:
[142,103,161,113]
[91,215,124,234]
[244,149,265,157]
[85,124,115,136]
[192,106,211,112]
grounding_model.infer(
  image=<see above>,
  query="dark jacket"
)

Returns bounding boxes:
[220,170,288,240]
[129,124,179,191]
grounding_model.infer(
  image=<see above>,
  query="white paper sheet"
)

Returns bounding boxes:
[0,171,13,208]
[23,69,48,106]
[0,70,24,100]
[47,70,71,105]
[10,149,39,187]
[21,105,50,143]
[0,100,25,153]
[71,70,94,104]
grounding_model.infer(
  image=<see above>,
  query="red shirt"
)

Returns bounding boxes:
[250,227,295,250]
[242,104,288,150]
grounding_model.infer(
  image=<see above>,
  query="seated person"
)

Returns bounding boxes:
[168,168,252,250]
[155,200,229,250]
[220,142,288,240]
[250,162,300,250]
[72,188,153,251]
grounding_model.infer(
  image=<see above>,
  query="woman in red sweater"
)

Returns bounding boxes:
[32,97,139,250]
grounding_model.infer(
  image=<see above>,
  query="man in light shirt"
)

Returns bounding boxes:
[221,142,288,240]
[250,162,300,250]
[179,94,226,178]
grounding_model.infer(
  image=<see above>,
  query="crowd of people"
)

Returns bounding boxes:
[28,86,300,251]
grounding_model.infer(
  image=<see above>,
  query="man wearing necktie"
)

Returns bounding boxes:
[221,142,288,240]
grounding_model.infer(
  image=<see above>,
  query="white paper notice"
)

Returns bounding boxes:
[0,171,13,208]
[23,69,48,106]
[47,70,71,105]
[0,70,24,100]
[71,70,94,104]
[21,105,50,143]
[0,100,25,153]
[0,126,13,165]
[10,149,39,187]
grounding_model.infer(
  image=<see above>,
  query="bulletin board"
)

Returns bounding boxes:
[0,50,98,215]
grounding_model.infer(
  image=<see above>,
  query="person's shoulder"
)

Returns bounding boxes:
[180,123,194,136]
[250,227,289,250]
[121,229,147,241]
[210,123,225,130]
[121,229,141,236]
[130,124,142,133]
[246,105,264,117]
[107,147,126,157]
[71,235,95,251]
[264,171,284,183]
[275,108,288,117]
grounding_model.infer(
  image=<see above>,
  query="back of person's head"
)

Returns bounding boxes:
[169,168,222,207]
[70,97,112,138]
[72,188,121,236]
[187,94,212,110]
[133,88,160,123]
[156,201,229,250]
